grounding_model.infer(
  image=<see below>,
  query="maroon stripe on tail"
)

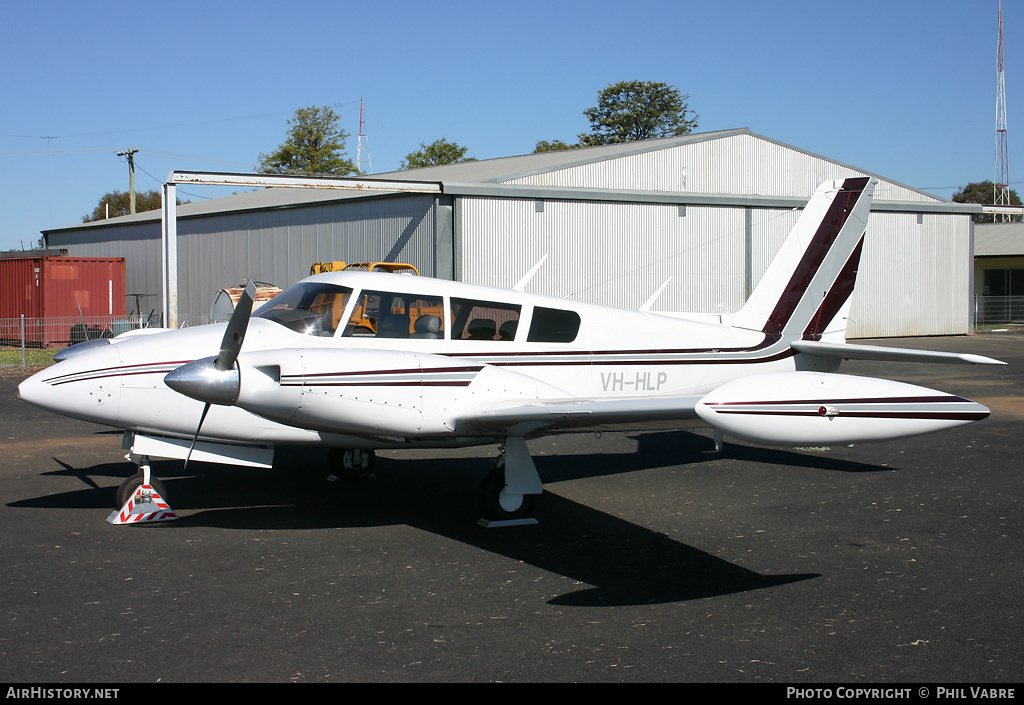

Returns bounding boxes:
[803,236,864,340]
[763,176,870,335]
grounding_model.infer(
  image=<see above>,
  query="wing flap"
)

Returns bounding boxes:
[454,395,706,435]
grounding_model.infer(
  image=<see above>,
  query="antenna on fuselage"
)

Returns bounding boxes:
[640,278,672,312]
[513,254,549,291]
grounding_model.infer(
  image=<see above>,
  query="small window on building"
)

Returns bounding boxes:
[451,298,522,341]
[343,289,445,339]
[527,306,581,343]
[983,268,1024,296]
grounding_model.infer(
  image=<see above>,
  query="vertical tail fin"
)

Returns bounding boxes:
[731,177,874,341]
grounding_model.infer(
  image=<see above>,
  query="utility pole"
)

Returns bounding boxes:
[117,148,139,214]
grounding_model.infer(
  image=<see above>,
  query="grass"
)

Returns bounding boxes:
[0,348,57,368]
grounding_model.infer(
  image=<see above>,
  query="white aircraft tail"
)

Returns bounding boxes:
[731,177,874,342]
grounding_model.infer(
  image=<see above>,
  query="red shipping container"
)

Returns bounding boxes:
[1,256,126,346]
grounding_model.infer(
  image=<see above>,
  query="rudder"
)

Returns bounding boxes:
[730,177,874,342]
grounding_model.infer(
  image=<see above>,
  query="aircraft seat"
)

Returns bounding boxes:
[467,318,497,340]
[378,314,411,338]
[411,315,441,339]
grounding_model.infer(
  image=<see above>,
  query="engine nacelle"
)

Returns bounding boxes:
[232,348,556,439]
[695,371,990,446]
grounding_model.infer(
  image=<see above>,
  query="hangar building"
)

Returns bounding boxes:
[42,127,981,338]
[974,222,1024,324]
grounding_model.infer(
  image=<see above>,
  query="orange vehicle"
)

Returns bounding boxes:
[309,262,436,336]
[309,261,420,276]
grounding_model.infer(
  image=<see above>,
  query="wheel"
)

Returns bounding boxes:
[329,448,376,479]
[479,468,537,521]
[115,472,168,508]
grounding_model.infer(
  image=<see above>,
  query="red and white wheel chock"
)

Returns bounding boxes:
[106,455,178,525]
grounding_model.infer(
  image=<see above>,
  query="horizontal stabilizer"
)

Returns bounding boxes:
[792,340,1005,366]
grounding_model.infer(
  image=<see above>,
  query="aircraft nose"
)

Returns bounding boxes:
[18,344,123,426]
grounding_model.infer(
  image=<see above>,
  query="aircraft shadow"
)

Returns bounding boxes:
[12,446,819,607]
[537,429,892,484]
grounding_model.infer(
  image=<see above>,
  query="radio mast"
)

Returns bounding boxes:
[357,98,372,175]
[995,0,1010,222]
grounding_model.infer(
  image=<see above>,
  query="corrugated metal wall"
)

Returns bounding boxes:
[460,197,748,313]
[50,195,439,323]
[176,195,437,320]
[460,197,972,338]
[848,212,971,337]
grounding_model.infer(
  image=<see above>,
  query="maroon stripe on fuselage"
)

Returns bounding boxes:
[280,381,473,388]
[439,333,787,366]
[763,177,870,335]
[281,365,484,379]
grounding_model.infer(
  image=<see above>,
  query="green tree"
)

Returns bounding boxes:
[256,106,356,176]
[400,138,475,170]
[952,180,1022,223]
[533,139,579,153]
[82,189,182,222]
[579,80,698,146]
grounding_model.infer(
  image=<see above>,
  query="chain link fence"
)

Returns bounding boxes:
[975,295,1024,328]
[1,315,149,367]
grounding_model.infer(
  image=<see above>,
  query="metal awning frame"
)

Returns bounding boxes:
[160,171,442,328]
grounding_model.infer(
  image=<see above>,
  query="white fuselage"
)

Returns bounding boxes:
[19,270,825,450]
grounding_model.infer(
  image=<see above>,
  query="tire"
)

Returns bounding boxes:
[329,448,376,479]
[479,468,536,521]
[115,473,168,508]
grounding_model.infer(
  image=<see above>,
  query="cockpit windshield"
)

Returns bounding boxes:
[253,282,352,337]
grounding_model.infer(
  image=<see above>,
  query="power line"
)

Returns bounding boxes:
[2,110,292,142]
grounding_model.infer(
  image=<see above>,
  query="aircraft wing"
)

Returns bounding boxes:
[791,340,1005,366]
[454,395,707,436]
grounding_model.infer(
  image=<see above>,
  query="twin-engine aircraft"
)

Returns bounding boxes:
[19,177,1002,524]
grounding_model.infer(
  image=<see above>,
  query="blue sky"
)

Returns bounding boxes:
[1,0,1020,252]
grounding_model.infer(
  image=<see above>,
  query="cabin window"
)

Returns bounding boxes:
[451,298,522,341]
[527,306,581,343]
[343,289,445,339]
[254,282,352,337]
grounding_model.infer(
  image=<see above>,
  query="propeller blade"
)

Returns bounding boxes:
[183,402,212,473]
[165,279,255,406]
[215,280,256,371]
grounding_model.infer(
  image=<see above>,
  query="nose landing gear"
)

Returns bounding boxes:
[107,455,178,525]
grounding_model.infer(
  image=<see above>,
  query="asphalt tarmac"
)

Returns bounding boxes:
[1,334,1021,684]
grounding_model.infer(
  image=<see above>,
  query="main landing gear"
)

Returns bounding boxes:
[326,439,543,526]
[477,437,542,526]
[327,447,376,479]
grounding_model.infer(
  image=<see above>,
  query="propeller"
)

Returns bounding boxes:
[164,280,256,470]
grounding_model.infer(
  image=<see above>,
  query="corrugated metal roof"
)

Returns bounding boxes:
[975,223,1024,256]
[372,128,757,184]
[44,126,966,235]
[44,186,403,233]
[370,127,948,204]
